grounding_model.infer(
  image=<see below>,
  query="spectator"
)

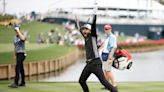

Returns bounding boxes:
[38,32,44,44]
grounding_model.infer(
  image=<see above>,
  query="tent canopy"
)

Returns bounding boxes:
[49,0,164,11]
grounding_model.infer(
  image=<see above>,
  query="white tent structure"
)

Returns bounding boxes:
[48,0,164,19]
[49,0,164,10]
[44,0,164,24]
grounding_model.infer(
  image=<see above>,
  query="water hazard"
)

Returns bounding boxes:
[41,50,164,82]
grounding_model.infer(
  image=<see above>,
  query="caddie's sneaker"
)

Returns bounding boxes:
[114,86,118,90]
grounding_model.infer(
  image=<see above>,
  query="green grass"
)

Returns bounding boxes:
[0,44,51,53]
[0,81,164,92]
[0,15,14,21]
[0,21,75,64]
[0,44,74,64]
[0,21,65,43]
[117,36,133,42]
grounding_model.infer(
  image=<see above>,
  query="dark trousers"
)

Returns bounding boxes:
[15,53,26,85]
[79,61,118,92]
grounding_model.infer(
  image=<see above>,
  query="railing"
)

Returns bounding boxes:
[44,13,164,25]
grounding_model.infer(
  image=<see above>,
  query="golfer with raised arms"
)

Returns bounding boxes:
[75,4,118,92]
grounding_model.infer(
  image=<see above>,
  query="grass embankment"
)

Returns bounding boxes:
[0,21,65,43]
[0,81,164,92]
[0,15,14,21]
[0,21,75,64]
[0,44,74,64]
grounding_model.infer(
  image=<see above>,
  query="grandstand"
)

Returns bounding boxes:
[43,0,164,38]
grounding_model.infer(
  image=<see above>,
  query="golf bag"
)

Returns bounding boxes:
[112,48,133,70]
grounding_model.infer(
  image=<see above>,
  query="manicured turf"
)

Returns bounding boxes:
[0,81,164,92]
[117,36,131,42]
[0,44,74,64]
[0,21,75,64]
[0,21,65,43]
[0,44,51,53]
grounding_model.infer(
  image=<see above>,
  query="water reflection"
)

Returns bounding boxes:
[41,50,164,82]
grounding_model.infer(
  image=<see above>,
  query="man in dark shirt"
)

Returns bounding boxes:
[75,15,118,92]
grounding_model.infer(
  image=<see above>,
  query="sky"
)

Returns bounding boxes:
[0,0,56,14]
[1,0,164,16]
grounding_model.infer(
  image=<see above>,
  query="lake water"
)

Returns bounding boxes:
[41,50,164,82]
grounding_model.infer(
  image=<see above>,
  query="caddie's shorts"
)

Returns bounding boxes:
[102,61,113,72]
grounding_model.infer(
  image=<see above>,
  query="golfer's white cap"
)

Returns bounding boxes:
[81,24,91,30]
[14,26,20,31]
